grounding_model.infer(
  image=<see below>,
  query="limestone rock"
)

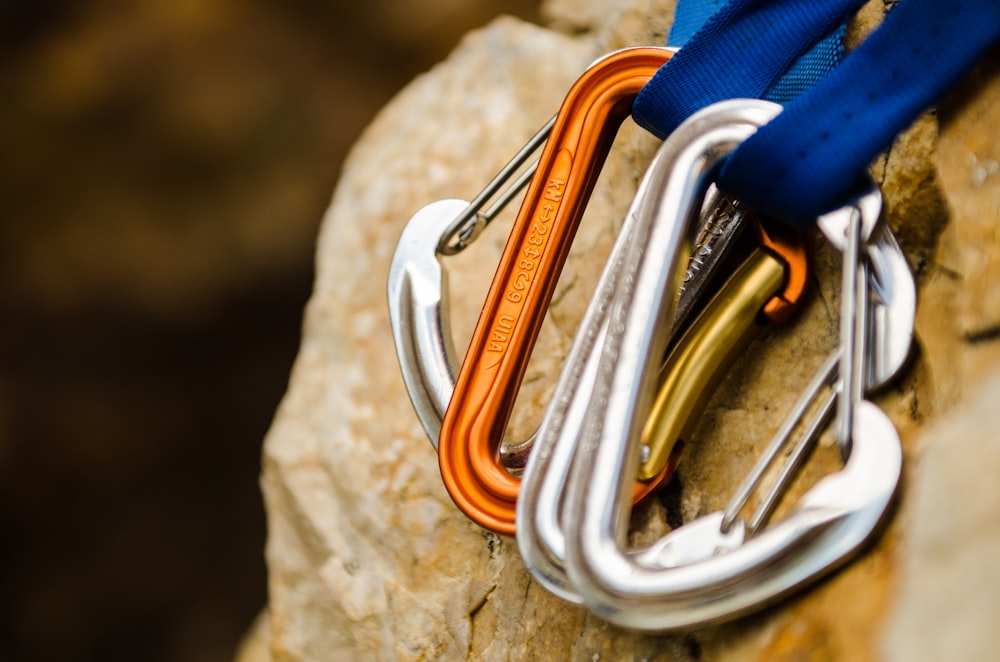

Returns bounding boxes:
[882,368,1000,662]
[261,2,1000,659]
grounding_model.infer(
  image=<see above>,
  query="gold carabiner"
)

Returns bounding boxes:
[638,221,810,480]
[438,47,675,535]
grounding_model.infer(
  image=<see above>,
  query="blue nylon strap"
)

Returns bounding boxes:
[667,0,727,44]
[717,0,1000,227]
[665,0,848,104]
[632,0,865,139]
[763,24,845,104]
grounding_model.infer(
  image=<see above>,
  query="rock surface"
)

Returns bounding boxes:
[259,1,1000,659]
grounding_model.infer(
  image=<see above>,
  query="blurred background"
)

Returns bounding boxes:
[0,1,539,660]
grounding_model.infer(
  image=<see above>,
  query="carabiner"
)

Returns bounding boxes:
[436,47,675,535]
[516,99,808,604]
[557,99,913,630]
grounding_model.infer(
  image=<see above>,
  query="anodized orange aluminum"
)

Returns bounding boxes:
[752,218,811,324]
[437,47,675,535]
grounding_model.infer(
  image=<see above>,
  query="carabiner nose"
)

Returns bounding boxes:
[437,47,675,535]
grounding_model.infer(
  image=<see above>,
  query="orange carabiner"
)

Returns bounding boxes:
[438,47,675,535]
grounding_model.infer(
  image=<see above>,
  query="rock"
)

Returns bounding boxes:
[262,16,599,661]
[881,369,1000,662]
[261,1,1000,659]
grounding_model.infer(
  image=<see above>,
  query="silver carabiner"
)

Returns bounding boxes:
[556,99,912,630]
[517,98,793,603]
[387,113,555,448]
[515,142,674,603]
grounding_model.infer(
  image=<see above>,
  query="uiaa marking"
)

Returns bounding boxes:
[488,314,516,352]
